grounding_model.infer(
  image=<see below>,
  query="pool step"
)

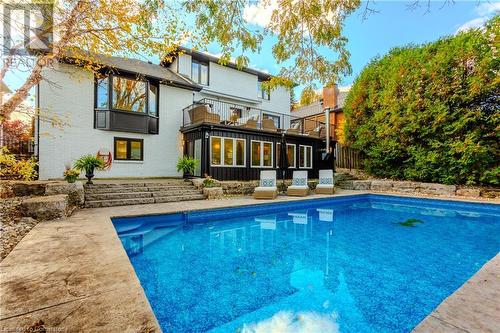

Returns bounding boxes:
[84,181,206,208]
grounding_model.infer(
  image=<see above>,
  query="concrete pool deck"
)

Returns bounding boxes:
[1,191,498,332]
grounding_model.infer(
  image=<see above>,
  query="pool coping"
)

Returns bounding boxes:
[1,190,498,332]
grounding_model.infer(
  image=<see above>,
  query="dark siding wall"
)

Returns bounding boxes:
[182,125,332,181]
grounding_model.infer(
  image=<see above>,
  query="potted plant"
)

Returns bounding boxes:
[176,156,199,179]
[74,154,105,184]
[63,168,80,183]
[202,175,218,188]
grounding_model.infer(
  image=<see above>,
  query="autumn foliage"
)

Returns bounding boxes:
[343,17,499,185]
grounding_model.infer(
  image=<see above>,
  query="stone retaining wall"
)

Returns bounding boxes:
[193,173,356,196]
[337,179,499,199]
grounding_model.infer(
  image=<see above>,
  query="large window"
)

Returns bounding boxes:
[276,143,296,168]
[192,60,209,85]
[251,140,273,168]
[211,136,245,167]
[299,145,313,169]
[95,75,158,116]
[258,79,270,100]
[96,77,109,108]
[114,137,144,161]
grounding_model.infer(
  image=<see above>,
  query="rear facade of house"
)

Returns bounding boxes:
[35,49,333,181]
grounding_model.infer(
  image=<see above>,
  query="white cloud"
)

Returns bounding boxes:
[456,17,488,33]
[243,0,278,28]
[474,2,500,16]
[456,2,499,34]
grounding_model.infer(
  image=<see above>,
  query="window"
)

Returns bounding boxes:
[95,75,159,115]
[192,60,209,85]
[112,76,147,113]
[96,77,109,108]
[114,138,144,161]
[148,84,158,116]
[211,136,245,167]
[251,140,273,168]
[299,145,313,169]
[258,79,270,100]
[277,143,296,168]
[263,113,280,128]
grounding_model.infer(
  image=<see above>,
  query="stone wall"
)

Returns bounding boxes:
[337,179,499,199]
[192,173,356,196]
[0,180,84,219]
[1,180,84,260]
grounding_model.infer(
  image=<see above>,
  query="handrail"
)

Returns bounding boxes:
[182,98,334,139]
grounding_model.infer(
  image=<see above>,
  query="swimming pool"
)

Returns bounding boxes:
[112,194,500,333]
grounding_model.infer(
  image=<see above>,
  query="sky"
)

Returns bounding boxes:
[233,0,500,89]
[2,0,499,103]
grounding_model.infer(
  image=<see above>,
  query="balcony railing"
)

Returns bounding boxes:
[182,98,334,139]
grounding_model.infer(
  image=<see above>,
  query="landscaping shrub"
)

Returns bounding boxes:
[343,17,499,185]
[0,147,37,181]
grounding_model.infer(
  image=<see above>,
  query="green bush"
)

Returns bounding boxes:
[176,156,199,175]
[343,16,499,185]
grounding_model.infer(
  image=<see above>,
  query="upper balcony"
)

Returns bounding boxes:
[181,98,334,140]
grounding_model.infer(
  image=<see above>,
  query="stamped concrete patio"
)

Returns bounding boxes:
[1,191,498,332]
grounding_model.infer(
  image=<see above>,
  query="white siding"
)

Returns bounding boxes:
[37,62,192,180]
[169,55,291,115]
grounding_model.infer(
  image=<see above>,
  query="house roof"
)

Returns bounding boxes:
[61,52,202,91]
[163,46,273,81]
[91,54,202,91]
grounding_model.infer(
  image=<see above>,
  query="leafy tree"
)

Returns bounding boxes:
[343,16,499,185]
[1,0,361,120]
[299,87,321,106]
[1,119,31,141]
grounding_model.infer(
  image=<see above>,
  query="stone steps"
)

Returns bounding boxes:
[85,194,206,208]
[85,189,203,201]
[84,184,190,193]
[84,181,206,208]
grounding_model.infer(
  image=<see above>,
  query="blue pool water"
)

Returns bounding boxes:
[113,195,500,333]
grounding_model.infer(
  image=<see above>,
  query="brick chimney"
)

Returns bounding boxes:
[322,84,338,109]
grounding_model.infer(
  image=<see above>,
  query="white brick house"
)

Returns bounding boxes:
[35,49,297,180]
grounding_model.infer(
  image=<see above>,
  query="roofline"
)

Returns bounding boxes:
[164,46,273,81]
[60,56,202,92]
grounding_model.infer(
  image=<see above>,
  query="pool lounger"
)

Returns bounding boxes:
[287,170,309,197]
[253,170,278,199]
[315,169,335,194]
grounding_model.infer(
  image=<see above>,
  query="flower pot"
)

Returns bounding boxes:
[65,176,77,183]
[85,168,95,185]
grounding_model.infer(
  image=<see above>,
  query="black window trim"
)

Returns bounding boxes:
[94,73,159,116]
[114,137,144,161]
[94,72,160,134]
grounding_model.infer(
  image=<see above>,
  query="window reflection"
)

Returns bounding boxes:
[112,76,146,113]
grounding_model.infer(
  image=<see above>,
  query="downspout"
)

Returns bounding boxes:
[325,107,330,153]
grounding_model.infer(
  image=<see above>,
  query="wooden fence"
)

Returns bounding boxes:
[334,143,363,170]
[0,138,35,157]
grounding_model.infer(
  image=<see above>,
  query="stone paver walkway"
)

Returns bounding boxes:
[1,191,498,333]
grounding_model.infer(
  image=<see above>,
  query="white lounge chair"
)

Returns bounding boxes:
[287,170,309,196]
[315,169,335,194]
[253,170,278,199]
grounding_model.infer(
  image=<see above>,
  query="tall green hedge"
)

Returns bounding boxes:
[343,17,499,185]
